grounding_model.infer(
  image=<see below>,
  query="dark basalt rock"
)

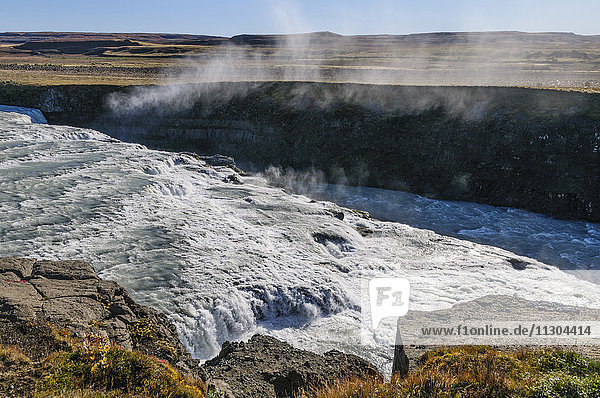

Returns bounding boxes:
[202,334,382,398]
[223,174,243,184]
[0,257,198,375]
[508,258,530,270]
[199,154,237,168]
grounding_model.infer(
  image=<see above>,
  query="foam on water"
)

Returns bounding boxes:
[1,109,599,373]
[310,184,600,270]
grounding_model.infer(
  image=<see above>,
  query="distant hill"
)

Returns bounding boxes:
[2,30,600,49]
[0,32,226,45]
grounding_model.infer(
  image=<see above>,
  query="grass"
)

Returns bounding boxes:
[40,331,205,398]
[0,344,31,365]
[41,343,205,397]
[1,33,600,90]
[303,346,600,398]
[0,68,160,86]
[0,329,206,398]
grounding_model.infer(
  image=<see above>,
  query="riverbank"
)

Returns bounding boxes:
[2,257,600,397]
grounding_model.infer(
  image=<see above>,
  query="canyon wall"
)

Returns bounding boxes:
[1,82,599,221]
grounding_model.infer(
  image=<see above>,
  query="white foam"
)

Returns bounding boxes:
[1,110,599,372]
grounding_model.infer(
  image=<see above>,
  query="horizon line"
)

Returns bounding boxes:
[2,30,599,38]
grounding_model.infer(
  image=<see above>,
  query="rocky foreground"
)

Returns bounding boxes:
[0,257,381,397]
[0,257,196,370]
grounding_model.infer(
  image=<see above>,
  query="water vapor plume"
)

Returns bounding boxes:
[105,0,600,120]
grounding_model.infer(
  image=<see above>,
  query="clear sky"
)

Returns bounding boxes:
[1,0,599,36]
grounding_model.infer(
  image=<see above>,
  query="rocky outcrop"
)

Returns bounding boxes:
[202,335,382,398]
[0,257,197,374]
[0,258,383,397]
[1,82,599,221]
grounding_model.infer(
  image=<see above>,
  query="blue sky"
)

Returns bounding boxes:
[1,0,599,36]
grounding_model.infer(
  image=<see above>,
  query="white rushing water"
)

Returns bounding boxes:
[307,185,600,271]
[1,108,599,373]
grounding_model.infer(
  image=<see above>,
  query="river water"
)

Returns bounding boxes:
[1,108,599,374]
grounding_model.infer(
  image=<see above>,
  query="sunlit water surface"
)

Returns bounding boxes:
[1,108,599,375]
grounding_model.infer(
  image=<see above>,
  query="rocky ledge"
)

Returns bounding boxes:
[0,257,197,372]
[0,257,381,397]
[203,335,382,398]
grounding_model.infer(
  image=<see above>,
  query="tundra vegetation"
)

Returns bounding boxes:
[1,31,599,91]
[4,337,598,397]
[0,322,206,397]
[304,346,600,398]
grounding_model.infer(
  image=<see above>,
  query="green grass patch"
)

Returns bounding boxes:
[304,346,600,398]
[41,341,204,398]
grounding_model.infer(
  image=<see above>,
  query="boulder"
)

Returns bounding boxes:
[202,334,382,398]
[0,257,198,374]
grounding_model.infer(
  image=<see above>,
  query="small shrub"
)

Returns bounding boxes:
[532,350,592,376]
[41,336,204,398]
[127,318,157,343]
[156,338,177,355]
[529,373,600,398]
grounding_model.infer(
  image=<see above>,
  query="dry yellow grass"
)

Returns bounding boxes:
[302,346,600,398]
[0,344,31,364]
[2,33,600,90]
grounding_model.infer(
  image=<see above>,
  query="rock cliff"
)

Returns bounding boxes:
[1,82,598,221]
[0,257,197,373]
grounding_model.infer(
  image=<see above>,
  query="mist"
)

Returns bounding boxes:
[106,24,600,116]
[101,1,600,231]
